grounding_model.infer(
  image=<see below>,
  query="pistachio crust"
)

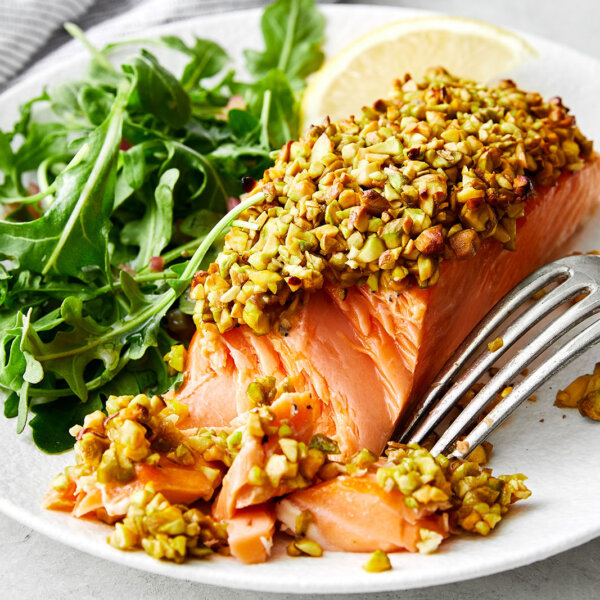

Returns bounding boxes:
[192,68,593,335]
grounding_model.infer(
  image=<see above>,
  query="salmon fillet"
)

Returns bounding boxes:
[276,475,451,553]
[176,156,600,456]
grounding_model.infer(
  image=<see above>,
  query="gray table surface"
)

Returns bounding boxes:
[2,1,600,598]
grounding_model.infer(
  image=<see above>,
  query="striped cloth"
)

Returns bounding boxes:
[0,0,278,92]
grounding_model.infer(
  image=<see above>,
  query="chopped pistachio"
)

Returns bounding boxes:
[450,228,480,259]
[555,363,600,420]
[293,538,323,557]
[248,465,267,486]
[367,137,402,155]
[377,441,530,539]
[227,431,242,450]
[97,447,135,484]
[299,448,326,479]
[348,448,378,469]
[265,454,289,488]
[279,438,299,462]
[286,541,303,557]
[107,485,228,563]
[488,337,504,353]
[308,434,340,454]
[295,510,313,537]
[163,344,186,374]
[467,441,493,465]
[246,381,267,407]
[246,412,264,437]
[357,235,386,263]
[416,529,444,554]
[362,550,392,573]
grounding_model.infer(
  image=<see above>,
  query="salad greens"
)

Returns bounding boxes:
[0,0,325,453]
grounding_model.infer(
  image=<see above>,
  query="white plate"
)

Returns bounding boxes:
[1,4,600,594]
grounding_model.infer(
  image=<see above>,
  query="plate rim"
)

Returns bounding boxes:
[1,3,600,594]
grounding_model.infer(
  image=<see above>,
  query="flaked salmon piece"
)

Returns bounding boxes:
[47,447,226,519]
[60,463,222,519]
[72,487,104,518]
[177,157,600,456]
[276,474,451,553]
[222,505,276,564]
[133,463,219,505]
[213,435,265,520]
[214,391,321,519]
[42,481,77,512]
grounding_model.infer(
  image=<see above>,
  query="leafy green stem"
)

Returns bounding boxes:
[37,153,73,194]
[259,89,272,148]
[96,271,178,294]
[64,22,116,73]
[182,46,218,91]
[0,183,57,205]
[277,0,300,72]
[138,239,203,274]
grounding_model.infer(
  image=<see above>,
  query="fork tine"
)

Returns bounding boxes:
[446,314,600,459]
[430,291,600,455]
[402,262,588,445]
[396,258,574,443]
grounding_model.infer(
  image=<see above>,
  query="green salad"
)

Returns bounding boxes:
[0,0,325,452]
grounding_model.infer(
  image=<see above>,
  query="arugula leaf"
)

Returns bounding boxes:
[11,91,50,138]
[121,168,178,270]
[0,265,10,307]
[0,130,14,173]
[0,82,131,280]
[124,50,191,129]
[0,311,42,433]
[162,140,228,211]
[228,109,260,141]
[179,208,221,239]
[80,86,114,126]
[121,142,148,191]
[244,0,325,91]
[17,310,44,432]
[236,69,299,149]
[8,192,261,423]
[47,82,87,122]
[13,122,70,179]
[3,392,18,419]
[97,341,176,398]
[161,36,229,90]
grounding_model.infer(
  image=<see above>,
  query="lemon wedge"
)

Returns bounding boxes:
[301,16,536,128]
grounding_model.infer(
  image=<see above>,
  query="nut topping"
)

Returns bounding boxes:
[193,69,592,335]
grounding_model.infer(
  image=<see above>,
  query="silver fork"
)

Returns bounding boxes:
[395,254,600,459]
